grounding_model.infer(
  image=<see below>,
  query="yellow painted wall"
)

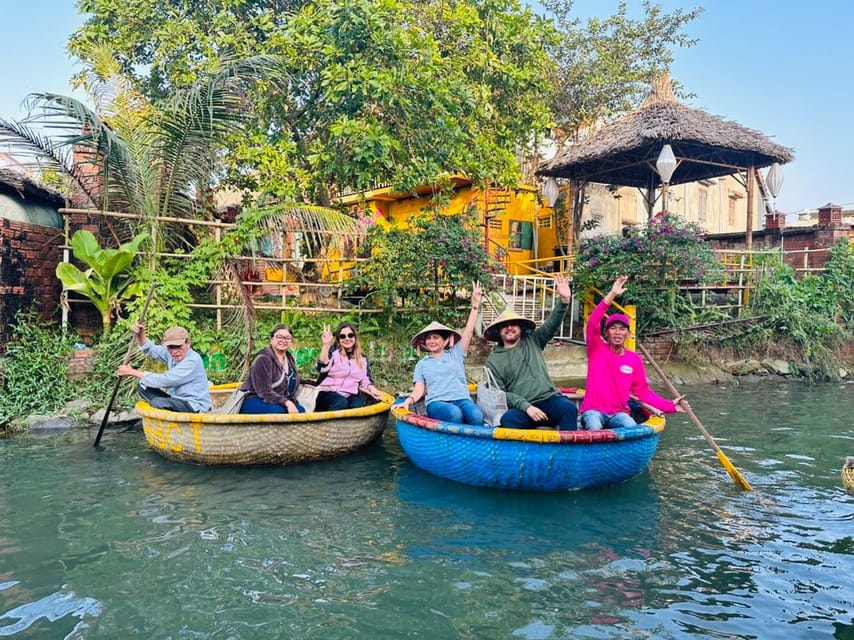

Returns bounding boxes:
[328,182,561,279]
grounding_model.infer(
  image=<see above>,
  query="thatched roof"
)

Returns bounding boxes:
[538,75,794,188]
[0,168,65,206]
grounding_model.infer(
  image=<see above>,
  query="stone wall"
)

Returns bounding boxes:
[0,218,64,346]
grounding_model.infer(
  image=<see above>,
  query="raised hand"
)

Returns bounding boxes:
[611,275,629,298]
[554,273,572,302]
[321,324,334,347]
[471,281,483,309]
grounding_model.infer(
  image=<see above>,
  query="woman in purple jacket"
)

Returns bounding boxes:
[315,322,383,411]
[239,324,305,414]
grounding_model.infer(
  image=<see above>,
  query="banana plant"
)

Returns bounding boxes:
[56,229,148,336]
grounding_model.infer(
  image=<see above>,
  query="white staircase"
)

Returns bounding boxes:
[479,275,578,340]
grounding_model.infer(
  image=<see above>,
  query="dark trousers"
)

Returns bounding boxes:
[138,385,196,413]
[499,393,579,430]
[316,391,366,412]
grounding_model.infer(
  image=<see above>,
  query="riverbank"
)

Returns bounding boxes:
[466,342,854,385]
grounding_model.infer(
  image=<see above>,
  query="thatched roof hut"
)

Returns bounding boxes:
[0,168,64,206]
[538,75,794,189]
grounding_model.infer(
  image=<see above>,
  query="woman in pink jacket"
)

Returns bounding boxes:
[581,275,685,430]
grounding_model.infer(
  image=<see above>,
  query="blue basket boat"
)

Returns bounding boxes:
[393,391,666,492]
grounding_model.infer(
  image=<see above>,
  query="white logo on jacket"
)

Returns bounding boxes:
[620,364,633,375]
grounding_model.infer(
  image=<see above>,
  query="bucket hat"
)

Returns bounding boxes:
[483,309,536,342]
[162,326,190,346]
[411,321,462,349]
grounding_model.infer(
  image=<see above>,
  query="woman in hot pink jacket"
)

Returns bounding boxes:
[580,276,685,430]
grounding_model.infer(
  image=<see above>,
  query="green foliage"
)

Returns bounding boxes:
[821,238,854,330]
[70,1,300,98]
[56,230,147,336]
[542,0,702,137]
[749,239,853,379]
[347,207,503,317]
[572,214,722,331]
[71,0,555,204]
[0,313,80,426]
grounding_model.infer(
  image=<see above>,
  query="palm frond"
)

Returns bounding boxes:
[225,260,258,379]
[247,204,361,238]
[0,116,94,205]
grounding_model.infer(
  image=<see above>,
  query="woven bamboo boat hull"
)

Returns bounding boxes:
[139,388,393,465]
[393,399,665,492]
[843,458,854,495]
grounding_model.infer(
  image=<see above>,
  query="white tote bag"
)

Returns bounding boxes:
[294,383,320,413]
[476,366,508,427]
[213,388,248,414]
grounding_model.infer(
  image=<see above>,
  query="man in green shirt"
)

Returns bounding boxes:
[484,273,578,430]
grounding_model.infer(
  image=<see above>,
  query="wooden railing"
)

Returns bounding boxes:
[58,208,832,333]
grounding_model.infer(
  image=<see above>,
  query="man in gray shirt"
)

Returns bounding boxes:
[117,324,212,413]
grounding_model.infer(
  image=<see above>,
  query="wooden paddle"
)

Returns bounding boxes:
[93,284,157,448]
[637,342,753,491]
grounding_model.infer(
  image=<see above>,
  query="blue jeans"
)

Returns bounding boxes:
[581,410,637,430]
[240,396,306,414]
[426,399,484,425]
[499,393,578,430]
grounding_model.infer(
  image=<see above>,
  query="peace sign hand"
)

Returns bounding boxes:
[321,324,334,347]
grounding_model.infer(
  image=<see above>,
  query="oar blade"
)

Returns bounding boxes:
[716,450,753,491]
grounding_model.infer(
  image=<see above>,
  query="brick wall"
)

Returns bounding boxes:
[639,334,676,362]
[709,224,853,272]
[0,219,64,346]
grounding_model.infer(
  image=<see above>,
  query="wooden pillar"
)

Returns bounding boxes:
[745,166,754,249]
[645,173,656,219]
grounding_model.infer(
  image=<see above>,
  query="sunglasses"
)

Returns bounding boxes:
[166,343,186,350]
[338,332,356,339]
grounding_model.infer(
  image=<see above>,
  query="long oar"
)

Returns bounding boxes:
[93,284,157,448]
[637,342,753,491]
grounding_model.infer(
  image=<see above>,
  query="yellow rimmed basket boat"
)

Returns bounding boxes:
[139,383,394,465]
[393,388,666,492]
[843,457,854,495]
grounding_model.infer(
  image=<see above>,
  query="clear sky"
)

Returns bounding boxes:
[1,1,851,215]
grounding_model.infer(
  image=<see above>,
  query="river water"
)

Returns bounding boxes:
[0,379,852,639]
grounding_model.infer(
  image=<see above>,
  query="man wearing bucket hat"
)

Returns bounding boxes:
[484,273,578,430]
[401,282,484,425]
[117,322,211,413]
[580,275,684,430]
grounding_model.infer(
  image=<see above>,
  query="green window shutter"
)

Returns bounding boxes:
[520,221,533,250]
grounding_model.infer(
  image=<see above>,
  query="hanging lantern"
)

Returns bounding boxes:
[766,163,784,198]
[655,144,678,184]
[542,177,560,208]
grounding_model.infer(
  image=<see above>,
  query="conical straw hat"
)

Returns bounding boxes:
[483,309,536,342]
[411,321,462,349]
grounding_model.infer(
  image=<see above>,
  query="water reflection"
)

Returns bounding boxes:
[0,585,101,638]
[394,463,662,558]
[0,382,851,638]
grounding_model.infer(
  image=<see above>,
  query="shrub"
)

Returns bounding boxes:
[0,313,81,426]
[347,207,503,317]
[571,214,722,331]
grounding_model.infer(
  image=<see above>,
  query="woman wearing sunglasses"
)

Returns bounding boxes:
[315,322,383,411]
[239,324,306,414]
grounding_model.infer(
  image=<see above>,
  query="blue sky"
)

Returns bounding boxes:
[1,1,851,214]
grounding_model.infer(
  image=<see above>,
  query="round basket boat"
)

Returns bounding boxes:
[392,393,666,492]
[843,457,854,495]
[139,384,394,465]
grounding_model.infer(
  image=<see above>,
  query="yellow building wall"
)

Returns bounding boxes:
[333,182,561,278]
